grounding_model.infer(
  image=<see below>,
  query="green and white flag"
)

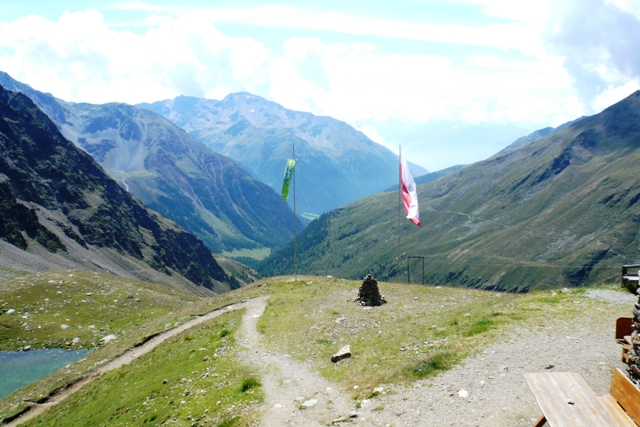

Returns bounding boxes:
[281,159,297,200]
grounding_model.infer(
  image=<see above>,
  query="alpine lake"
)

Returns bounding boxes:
[0,349,90,399]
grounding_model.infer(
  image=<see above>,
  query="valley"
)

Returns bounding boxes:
[0,72,299,257]
[1,67,640,427]
[259,91,640,291]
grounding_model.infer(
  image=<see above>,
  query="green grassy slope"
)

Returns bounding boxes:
[21,310,260,427]
[0,270,199,352]
[259,92,640,291]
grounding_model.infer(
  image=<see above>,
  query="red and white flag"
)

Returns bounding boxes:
[400,150,420,226]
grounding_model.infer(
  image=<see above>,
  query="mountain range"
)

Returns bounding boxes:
[259,91,640,291]
[0,84,236,295]
[0,72,299,256]
[497,116,586,155]
[139,94,428,217]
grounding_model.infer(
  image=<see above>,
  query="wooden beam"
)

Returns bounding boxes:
[610,368,640,426]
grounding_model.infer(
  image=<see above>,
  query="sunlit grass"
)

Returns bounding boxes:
[20,310,261,427]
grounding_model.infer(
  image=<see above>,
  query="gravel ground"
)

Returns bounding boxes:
[241,290,636,427]
[356,289,635,427]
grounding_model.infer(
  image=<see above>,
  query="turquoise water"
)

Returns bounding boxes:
[0,349,90,399]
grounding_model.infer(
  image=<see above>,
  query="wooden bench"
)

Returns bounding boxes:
[622,264,640,293]
[524,368,640,426]
[616,317,634,363]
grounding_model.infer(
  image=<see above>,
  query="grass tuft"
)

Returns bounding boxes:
[464,319,493,337]
[217,417,240,427]
[412,351,455,378]
[238,377,261,393]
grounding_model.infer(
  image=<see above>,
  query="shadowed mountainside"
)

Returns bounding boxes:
[0,84,238,295]
[0,72,300,256]
[260,91,640,291]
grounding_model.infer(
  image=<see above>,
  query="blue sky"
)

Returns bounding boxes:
[2,0,640,171]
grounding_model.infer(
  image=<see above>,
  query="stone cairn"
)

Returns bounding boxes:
[627,288,640,386]
[354,274,387,306]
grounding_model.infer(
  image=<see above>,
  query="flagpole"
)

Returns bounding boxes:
[397,144,401,282]
[293,142,298,281]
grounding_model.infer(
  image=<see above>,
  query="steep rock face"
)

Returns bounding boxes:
[139,93,428,216]
[0,72,299,255]
[0,84,236,295]
[260,91,640,291]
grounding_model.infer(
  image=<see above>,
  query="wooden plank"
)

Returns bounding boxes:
[524,372,621,426]
[532,414,548,427]
[616,318,634,342]
[610,368,640,426]
[597,394,636,427]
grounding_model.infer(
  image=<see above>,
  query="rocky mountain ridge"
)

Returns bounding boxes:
[139,93,428,216]
[0,84,236,295]
[0,72,300,256]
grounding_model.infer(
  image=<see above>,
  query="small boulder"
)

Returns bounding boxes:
[101,334,117,344]
[301,398,317,408]
[331,345,351,363]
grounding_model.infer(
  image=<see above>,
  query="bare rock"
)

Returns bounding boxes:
[301,398,317,408]
[331,345,352,363]
[100,334,117,344]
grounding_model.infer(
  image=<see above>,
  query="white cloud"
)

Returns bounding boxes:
[357,124,391,150]
[111,1,172,12]
[3,2,639,171]
[195,6,542,56]
[544,0,640,112]
[593,80,640,111]
[606,0,640,19]
[0,10,247,103]
[0,8,583,132]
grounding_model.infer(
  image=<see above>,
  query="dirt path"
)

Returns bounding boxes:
[6,300,253,426]
[237,297,356,426]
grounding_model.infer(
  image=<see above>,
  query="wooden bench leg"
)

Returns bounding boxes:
[533,414,547,427]
[622,344,630,363]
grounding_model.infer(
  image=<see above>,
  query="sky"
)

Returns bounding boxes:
[2,0,640,171]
